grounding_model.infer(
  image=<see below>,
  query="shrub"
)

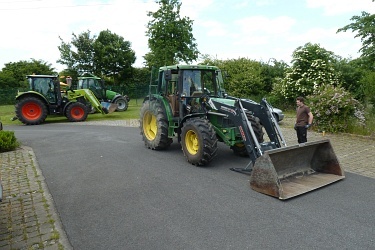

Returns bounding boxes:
[0,130,20,152]
[307,85,365,133]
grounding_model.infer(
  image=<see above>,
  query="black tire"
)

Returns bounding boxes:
[66,102,88,122]
[15,96,47,125]
[115,97,128,112]
[181,118,218,166]
[140,100,172,150]
[231,114,264,157]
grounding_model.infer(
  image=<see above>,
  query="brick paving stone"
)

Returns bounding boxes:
[0,147,72,249]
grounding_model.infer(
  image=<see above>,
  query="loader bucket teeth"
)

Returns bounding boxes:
[250,139,345,200]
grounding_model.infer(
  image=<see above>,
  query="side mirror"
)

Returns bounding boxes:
[164,70,172,81]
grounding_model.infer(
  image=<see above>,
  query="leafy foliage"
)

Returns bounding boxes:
[308,85,365,133]
[272,43,341,102]
[0,130,20,152]
[57,30,136,85]
[337,11,375,67]
[0,59,56,88]
[58,30,96,73]
[145,0,199,68]
[220,58,264,97]
[200,55,289,100]
[94,29,136,82]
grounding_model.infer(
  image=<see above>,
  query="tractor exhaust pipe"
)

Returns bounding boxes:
[250,139,345,200]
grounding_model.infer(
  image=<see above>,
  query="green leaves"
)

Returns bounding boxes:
[94,30,136,82]
[57,30,136,85]
[145,0,199,68]
[0,130,20,153]
[337,11,375,61]
[0,59,55,88]
[273,43,341,101]
[308,85,365,133]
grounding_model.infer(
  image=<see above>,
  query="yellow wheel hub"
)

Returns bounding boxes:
[143,111,157,140]
[185,130,199,155]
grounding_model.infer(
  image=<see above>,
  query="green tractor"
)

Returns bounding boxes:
[76,74,129,112]
[14,75,117,125]
[140,65,345,199]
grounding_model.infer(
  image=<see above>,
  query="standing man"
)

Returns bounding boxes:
[295,96,313,143]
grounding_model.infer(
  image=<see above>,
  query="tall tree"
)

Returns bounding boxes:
[57,30,136,84]
[93,29,136,83]
[145,0,199,68]
[337,11,375,68]
[57,30,96,73]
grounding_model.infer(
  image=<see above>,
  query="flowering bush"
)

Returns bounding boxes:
[272,44,341,103]
[307,85,365,133]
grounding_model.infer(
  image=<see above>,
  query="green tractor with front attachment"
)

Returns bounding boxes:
[14,75,117,125]
[76,74,129,112]
[140,65,345,200]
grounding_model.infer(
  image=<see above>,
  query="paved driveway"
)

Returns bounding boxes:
[6,122,375,250]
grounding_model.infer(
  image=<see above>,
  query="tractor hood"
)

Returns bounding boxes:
[208,97,236,110]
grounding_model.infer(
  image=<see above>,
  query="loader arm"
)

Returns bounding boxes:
[232,97,285,148]
[208,98,262,164]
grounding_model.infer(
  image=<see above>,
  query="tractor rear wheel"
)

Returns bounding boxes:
[115,97,128,112]
[231,114,264,156]
[66,102,88,122]
[15,96,47,125]
[181,118,218,166]
[140,100,172,150]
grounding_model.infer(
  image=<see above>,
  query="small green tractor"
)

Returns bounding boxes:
[14,75,117,125]
[76,74,129,112]
[140,65,345,199]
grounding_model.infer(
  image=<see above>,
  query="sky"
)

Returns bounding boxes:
[0,0,375,72]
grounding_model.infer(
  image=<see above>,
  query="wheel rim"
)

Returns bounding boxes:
[117,100,126,109]
[143,110,157,140]
[234,143,245,149]
[21,102,42,120]
[185,130,199,155]
[71,106,85,119]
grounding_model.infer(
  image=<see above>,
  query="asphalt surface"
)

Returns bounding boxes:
[3,122,375,250]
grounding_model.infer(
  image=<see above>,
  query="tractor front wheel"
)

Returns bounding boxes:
[181,118,218,166]
[15,97,47,125]
[115,97,128,112]
[66,102,88,122]
[140,100,172,150]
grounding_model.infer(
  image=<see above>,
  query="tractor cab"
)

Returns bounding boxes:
[77,74,129,112]
[156,65,227,117]
[27,75,60,104]
[78,75,106,101]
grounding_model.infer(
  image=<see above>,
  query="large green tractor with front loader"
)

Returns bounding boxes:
[140,65,345,200]
[14,75,117,125]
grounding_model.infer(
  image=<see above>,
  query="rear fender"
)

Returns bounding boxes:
[112,94,124,103]
[16,92,48,104]
[62,101,75,115]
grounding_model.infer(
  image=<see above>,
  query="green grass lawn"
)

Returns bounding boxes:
[0,98,144,126]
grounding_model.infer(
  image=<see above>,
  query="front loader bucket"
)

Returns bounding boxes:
[101,102,118,114]
[250,139,345,200]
